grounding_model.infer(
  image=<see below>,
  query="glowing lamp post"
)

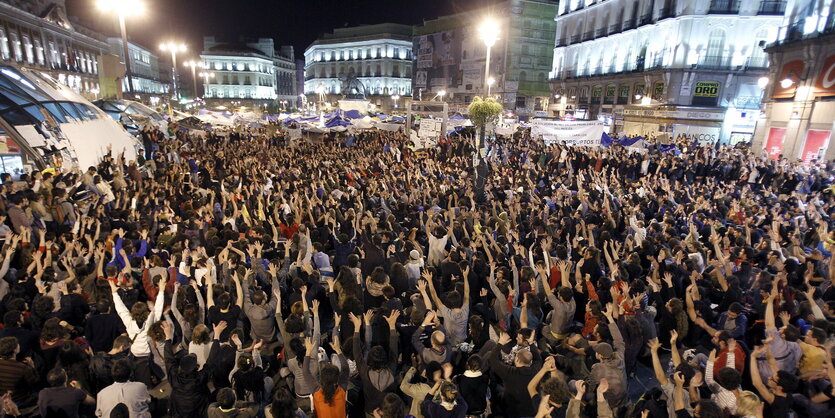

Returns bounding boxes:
[96,0,144,95]
[479,18,500,95]
[487,77,495,96]
[184,60,202,99]
[160,41,187,101]
[392,94,400,109]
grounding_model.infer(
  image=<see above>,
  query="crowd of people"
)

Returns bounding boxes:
[0,120,830,418]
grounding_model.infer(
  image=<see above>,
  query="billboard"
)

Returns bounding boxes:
[765,127,787,160]
[800,130,830,163]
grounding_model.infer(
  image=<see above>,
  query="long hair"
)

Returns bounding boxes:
[320,364,340,406]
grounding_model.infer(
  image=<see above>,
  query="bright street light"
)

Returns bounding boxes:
[437,90,446,102]
[97,0,144,95]
[487,77,495,96]
[757,76,769,89]
[479,17,500,95]
[392,94,400,108]
[780,77,794,89]
[160,42,187,101]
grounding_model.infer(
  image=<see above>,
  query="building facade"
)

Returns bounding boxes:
[549,0,785,143]
[304,23,413,112]
[0,0,108,100]
[200,37,297,109]
[752,0,835,162]
[413,0,558,118]
[106,38,170,103]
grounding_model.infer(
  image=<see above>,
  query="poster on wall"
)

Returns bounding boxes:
[800,130,831,163]
[765,127,787,160]
[530,120,606,146]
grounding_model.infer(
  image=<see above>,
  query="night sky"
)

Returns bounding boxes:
[66,0,500,58]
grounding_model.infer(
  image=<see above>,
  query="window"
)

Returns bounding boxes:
[0,27,8,60]
[516,96,526,108]
[244,76,251,85]
[519,71,527,81]
[703,29,726,66]
[34,39,43,65]
[9,31,21,61]
[22,35,32,64]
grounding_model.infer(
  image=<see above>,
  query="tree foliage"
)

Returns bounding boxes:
[468,96,503,129]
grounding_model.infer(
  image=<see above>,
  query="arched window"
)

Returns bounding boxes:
[519,71,527,81]
[538,72,546,82]
[704,29,726,66]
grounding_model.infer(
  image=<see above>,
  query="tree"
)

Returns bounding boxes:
[467,96,503,202]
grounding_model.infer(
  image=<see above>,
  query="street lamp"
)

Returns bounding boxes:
[96,0,144,95]
[160,41,187,100]
[780,77,794,89]
[198,71,214,97]
[487,77,495,96]
[479,17,500,95]
[757,76,769,89]
[392,94,400,109]
[437,90,446,102]
[184,60,201,99]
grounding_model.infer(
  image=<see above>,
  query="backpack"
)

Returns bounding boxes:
[50,202,64,224]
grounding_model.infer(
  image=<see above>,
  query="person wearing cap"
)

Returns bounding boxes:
[587,304,627,411]
[406,249,424,288]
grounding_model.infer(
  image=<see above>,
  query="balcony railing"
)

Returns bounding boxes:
[697,55,733,69]
[609,23,622,34]
[570,34,582,44]
[582,31,595,41]
[639,13,653,26]
[594,28,607,38]
[658,7,674,20]
[623,18,636,30]
[555,37,567,47]
[708,0,740,14]
[758,0,786,15]
[746,56,769,69]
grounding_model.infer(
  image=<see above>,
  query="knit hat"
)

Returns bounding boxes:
[593,343,614,359]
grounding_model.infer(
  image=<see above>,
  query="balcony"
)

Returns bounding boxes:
[746,56,768,69]
[582,31,595,41]
[595,28,607,38]
[555,37,567,47]
[623,18,636,30]
[570,34,582,44]
[609,23,622,34]
[758,1,785,15]
[696,55,733,69]
[708,0,740,14]
[658,7,674,20]
[639,13,653,26]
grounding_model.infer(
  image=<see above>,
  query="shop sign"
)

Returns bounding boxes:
[694,81,720,97]
[622,108,725,121]
[672,124,720,142]
[814,54,835,97]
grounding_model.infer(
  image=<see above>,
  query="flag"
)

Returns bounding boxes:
[601,132,615,147]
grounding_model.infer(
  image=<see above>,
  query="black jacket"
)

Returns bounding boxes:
[165,340,217,418]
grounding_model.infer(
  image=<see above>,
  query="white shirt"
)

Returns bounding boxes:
[112,289,164,357]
